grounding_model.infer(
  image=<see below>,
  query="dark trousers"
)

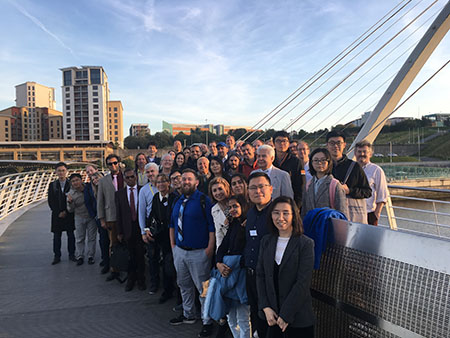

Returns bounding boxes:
[147,240,161,288]
[126,221,146,283]
[53,230,75,258]
[246,269,268,338]
[266,325,314,338]
[159,234,176,296]
[97,222,110,266]
[368,212,379,226]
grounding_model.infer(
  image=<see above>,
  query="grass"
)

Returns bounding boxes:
[421,132,450,160]
[371,156,419,163]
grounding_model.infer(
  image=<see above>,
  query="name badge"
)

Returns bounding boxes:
[250,230,257,237]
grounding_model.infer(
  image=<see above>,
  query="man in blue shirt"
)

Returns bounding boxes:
[244,171,273,338]
[169,169,215,338]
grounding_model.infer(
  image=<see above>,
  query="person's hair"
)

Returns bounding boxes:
[85,163,97,171]
[298,140,309,149]
[290,140,298,145]
[134,152,149,168]
[174,152,186,166]
[273,130,290,141]
[182,168,199,180]
[267,196,303,236]
[190,144,200,150]
[209,141,217,145]
[156,173,170,183]
[355,139,373,150]
[209,156,225,176]
[123,167,135,175]
[248,171,271,185]
[326,130,346,142]
[308,148,333,177]
[208,176,231,203]
[230,173,248,197]
[228,194,249,221]
[55,162,67,170]
[91,172,103,179]
[161,153,172,161]
[183,146,190,152]
[69,173,82,181]
[144,162,159,171]
[147,141,157,148]
[256,144,275,159]
[105,154,120,164]
[169,169,182,179]
[226,135,235,141]
[228,152,240,161]
[241,142,254,149]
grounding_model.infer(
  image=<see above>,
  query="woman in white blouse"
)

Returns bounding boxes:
[208,177,231,250]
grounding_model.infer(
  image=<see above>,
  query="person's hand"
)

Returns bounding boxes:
[342,184,350,195]
[142,234,149,243]
[58,211,67,218]
[204,246,213,258]
[263,307,278,326]
[216,263,232,277]
[100,219,107,229]
[145,229,155,242]
[117,234,123,242]
[277,316,289,332]
[67,194,73,203]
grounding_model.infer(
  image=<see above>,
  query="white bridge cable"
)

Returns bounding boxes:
[282,0,438,133]
[258,0,426,136]
[238,0,412,141]
[298,5,443,142]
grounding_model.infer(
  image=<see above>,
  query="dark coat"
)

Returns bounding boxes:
[256,234,315,328]
[48,179,75,233]
[115,186,141,241]
[332,156,371,199]
[274,151,304,208]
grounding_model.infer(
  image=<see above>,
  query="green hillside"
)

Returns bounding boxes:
[421,132,450,160]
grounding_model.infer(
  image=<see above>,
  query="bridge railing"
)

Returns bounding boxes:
[0,170,85,221]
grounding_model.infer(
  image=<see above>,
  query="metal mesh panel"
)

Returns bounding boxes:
[312,244,450,338]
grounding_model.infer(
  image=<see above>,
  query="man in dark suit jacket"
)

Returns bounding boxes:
[116,168,146,292]
[47,162,75,265]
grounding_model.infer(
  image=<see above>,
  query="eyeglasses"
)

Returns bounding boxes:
[312,159,328,164]
[327,141,343,147]
[275,138,289,144]
[272,211,292,217]
[107,161,118,166]
[125,175,136,179]
[248,184,271,191]
[171,175,182,180]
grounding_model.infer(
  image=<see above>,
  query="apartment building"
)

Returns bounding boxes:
[106,100,123,147]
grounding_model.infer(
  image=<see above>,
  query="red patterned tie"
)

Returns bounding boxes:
[129,187,137,221]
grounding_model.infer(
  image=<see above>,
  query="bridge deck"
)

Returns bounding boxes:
[0,202,201,338]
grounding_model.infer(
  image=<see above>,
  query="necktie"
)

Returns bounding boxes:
[129,187,137,221]
[113,175,118,191]
[177,198,189,242]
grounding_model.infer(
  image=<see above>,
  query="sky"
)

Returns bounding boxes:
[1,0,449,135]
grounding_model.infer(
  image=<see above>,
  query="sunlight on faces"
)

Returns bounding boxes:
[311,152,330,176]
[183,148,191,157]
[217,145,228,158]
[228,155,240,170]
[176,153,185,167]
[197,157,209,175]
[170,172,182,189]
[136,154,148,169]
[274,136,289,153]
[181,172,198,196]
[231,176,245,195]
[210,159,222,175]
[148,145,157,158]
[156,177,170,194]
[226,135,235,149]
[289,142,298,156]
[161,156,173,169]
[356,145,372,166]
[85,165,97,177]
[211,183,227,202]
[271,202,293,235]
[242,144,254,160]
[327,136,346,160]
[56,166,67,180]
[145,166,158,182]
[191,146,201,159]
[248,176,272,206]
[256,148,273,170]
[70,176,82,190]
[297,142,310,163]
[228,198,242,218]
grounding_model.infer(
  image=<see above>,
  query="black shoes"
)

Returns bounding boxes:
[106,272,119,282]
[125,279,135,292]
[100,265,110,274]
[148,285,158,295]
[159,292,173,304]
[198,324,213,337]
[169,314,196,325]
[51,257,61,265]
[69,255,77,262]
[88,257,95,265]
[99,260,105,267]
[137,281,147,291]
[77,258,84,266]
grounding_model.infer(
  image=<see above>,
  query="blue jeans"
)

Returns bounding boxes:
[53,231,75,258]
[227,303,251,338]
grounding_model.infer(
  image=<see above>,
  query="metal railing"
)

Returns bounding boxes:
[380,185,450,238]
[0,170,85,221]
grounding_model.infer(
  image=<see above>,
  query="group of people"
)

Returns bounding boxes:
[47,130,388,338]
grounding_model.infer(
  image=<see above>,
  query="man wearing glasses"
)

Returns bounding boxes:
[97,154,125,281]
[326,131,371,223]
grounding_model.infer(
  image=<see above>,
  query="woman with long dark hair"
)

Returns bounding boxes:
[173,152,186,171]
[256,196,315,338]
[134,152,149,187]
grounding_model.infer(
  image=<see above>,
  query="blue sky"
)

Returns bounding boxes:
[1,0,449,134]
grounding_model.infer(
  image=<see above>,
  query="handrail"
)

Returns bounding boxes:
[388,184,450,194]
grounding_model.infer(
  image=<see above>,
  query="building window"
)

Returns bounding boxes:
[28,86,30,90]
[5,120,8,126]
[93,110,99,115]
[94,129,99,134]
[115,137,118,141]
[114,119,118,123]
[57,128,60,132]
[93,85,98,90]
[65,87,70,92]
[90,68,101,84]
[67,131,71,135]
[93,92,98,97]
[109,107,111,112]
[94,135,100,140]
[67,112,71,116]
[66,118,71,123]
[93,117,99,121]
[66,99,70,104]
[93,104,99,109]
[66,105,70,110]
[93,98,98,103]
[63,70,72,86]
[57,121,60,126]
[109,119,111,123]
[50,121,53,127]
[94,123,99,128]
[114,113,118,117]
[5,128,8,132]
[67,124,71,129]
[65,93,70,98]
[115,131,118,135]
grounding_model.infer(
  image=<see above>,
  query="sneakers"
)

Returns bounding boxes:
[88,257,95,265]
[169,314,196,326]
[172,303,183,312]
[69,255,77,262]
[51,257,61,265]
[198,324,213,337]
[76,258,84,266]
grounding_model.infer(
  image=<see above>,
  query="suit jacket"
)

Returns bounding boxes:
[48,179,74,233]
[256,234,315,328]
[253,166,294,200]
[274,152,304,208]
[301,175,348,219]
[97,172,125,222]
[115,186,141,241]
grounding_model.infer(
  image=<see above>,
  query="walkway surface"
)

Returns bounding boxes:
[0,202,203,338]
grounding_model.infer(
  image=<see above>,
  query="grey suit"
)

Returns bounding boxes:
[301,175,348,219]
[97,173,122,222]
[253,166,294,200]
[256,234,315,328]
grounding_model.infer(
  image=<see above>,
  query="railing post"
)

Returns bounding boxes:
[385,195,398,230]
[432,201,441,237]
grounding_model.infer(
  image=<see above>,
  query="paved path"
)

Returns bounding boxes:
[0,202,203,338]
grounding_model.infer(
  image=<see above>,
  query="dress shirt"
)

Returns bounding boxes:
[138,183,158,234]
[362,162,388,213]
[127,185,138,210]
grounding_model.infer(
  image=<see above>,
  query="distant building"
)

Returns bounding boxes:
[15,82,56,141]
[130,123,150,137]
[0,107,29,142]
[384,117,413,126]
[36,107,63,140]
[60,66,110,142]
[424,113,450,122]
[107,101,123,147]
[162,121,254,136]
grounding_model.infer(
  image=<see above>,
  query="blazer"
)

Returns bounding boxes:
[115,186,141,241]
[301,175,348,219]
[97,173,124,222]
[256,234,315,328]
[47,179,75,233]
[253,166,294,200]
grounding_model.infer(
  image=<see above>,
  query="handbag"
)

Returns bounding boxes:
[110,242,130,272]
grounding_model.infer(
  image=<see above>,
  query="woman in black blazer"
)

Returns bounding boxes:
[256,196,315,338]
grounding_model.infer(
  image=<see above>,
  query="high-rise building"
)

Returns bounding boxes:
[15,82,55,141]
[60,66,109,141]
[106,101,123,147]
[0,107,29,141]
[129,123,150,137]
[36,107,63,140]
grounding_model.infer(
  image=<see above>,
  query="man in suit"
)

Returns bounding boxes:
[97,154,125,280]
[147,141,161,165]
[252,145,294,200]
[48,162,75,265]
[116,168,146,291]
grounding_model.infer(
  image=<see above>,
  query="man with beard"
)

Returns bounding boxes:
[185,144,202,170]
[169,169,215,338]
[240,142,258,178]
